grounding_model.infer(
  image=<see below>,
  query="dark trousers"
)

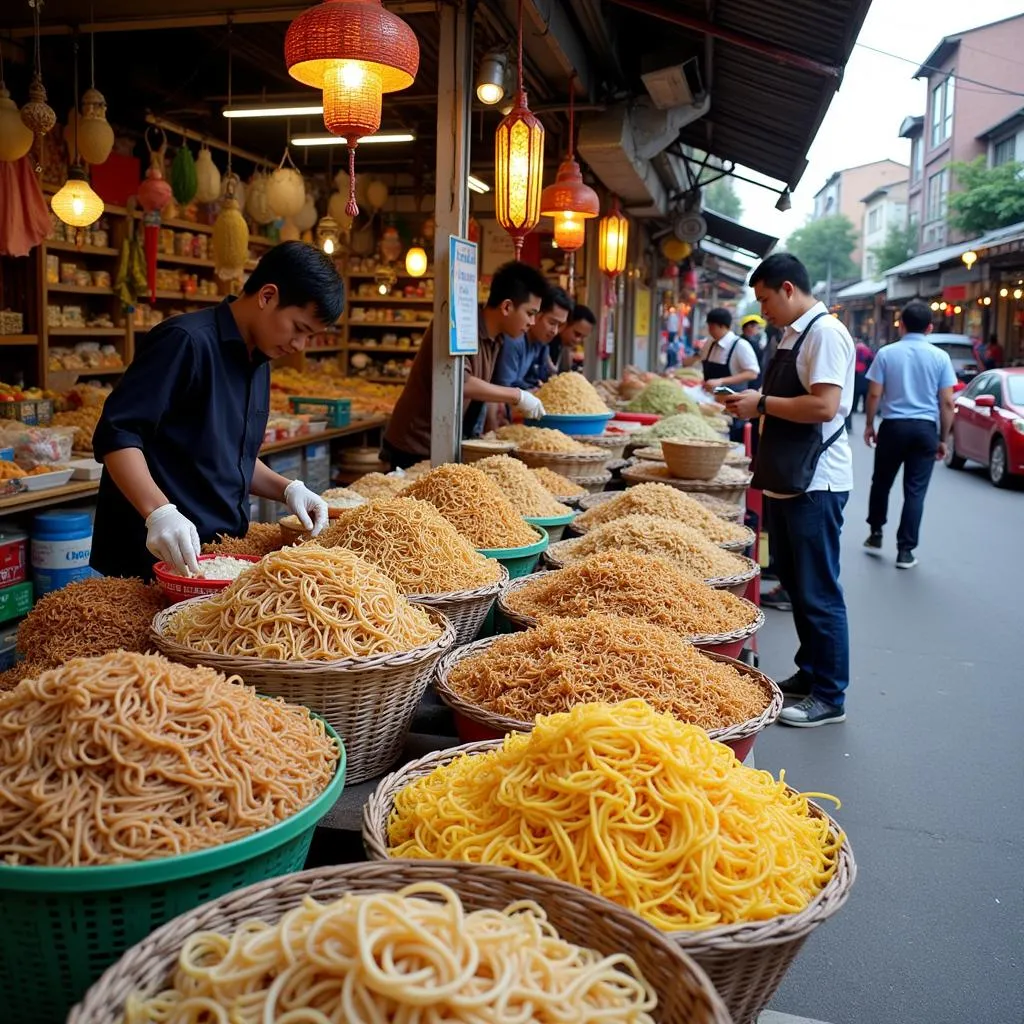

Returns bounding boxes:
[380,437,424,471]
[853,372,868,413]
[768,491,850,708]
[867,418,938,552]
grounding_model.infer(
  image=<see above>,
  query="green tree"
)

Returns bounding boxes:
[784,215,858,284]
[948,157,1024,234]
[704,176,742,220]
[870,218,917,273]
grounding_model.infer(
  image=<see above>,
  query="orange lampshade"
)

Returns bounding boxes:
[495,93,544,258]
[541,154,599,253]
[599,197,629,278]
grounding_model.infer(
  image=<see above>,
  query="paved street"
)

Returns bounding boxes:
[758,419,1024,1024]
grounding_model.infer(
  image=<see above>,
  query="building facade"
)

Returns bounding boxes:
[861,181,908,280]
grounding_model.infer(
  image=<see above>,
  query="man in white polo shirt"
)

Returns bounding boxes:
[723,253,855,728]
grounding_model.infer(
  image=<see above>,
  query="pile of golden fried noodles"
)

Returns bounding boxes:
[505,552,759,637]
[201,521,285,558]
[169,545,441,661]
[533,373,611,415]
[0,651,338,866]
[389,699,843,931]
[474,455,572,517]
[400,463,539,549]
[349,472,407,500]
[495,424,604,454]
[122,883,657,1024]
[562,514,749,579]
[445,612,766,730]
[313,497,501,594]
[576,481,749,545]
[0,576,166,692]
[531,466,587,497]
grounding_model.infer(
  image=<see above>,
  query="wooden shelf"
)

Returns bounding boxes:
[47,283,114,296]
[48,327,125,337]
[157,253,215,269]
[259,418,387,455]
[0,480,100,515]
[347,344,421,354]
[363,375,407,385]
[347,321,431,329]
[347,271,434,280]
[65,366,126,376]
[305,345,346,354]
[153,291,223,303]
[0,335,38,346]
[44,240,119,257]
[350,295,434,304]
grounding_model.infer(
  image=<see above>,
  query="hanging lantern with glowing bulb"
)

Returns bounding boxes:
[1015,289,1023,301]
[540,76,598,252]
[961,250,978,269]
[285,0,419,218]
[317,215,341,255]
[494,0,544,259]
[213,175,250,281]
[598,196,629,278]
[999,287,1009,298]
[52,167,104,227]
[405,242,427,277]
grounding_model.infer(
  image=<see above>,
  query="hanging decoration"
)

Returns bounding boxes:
[365,178,389,212]
[0,155,51,256]
[598,196,629,278]
[494,0,544,259]
[327,190,353,230]
[77,9,114,166]
[0,45,33,162]
[246,172,275,225]
[170,141,198,206]
[194,146,222,203]
[316,215,341,255]
[267,149,306,218]
[660,237,691,262]
[294,192,318,232]
[540,75,598,253]
[285,0,420,217]
[421,215,435,241]
[20,1,56,165]
[213,22,250,282]
[136,127,172,301]
[379,224,402,263]
[405,241,427,278]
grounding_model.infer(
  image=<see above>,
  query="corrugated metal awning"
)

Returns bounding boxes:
[702,210,777,258]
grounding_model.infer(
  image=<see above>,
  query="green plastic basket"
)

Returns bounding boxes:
[0,728,345,1024]
[476,525,549,635]
[524,510,576,544]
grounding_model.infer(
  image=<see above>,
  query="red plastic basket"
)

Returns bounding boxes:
[153,555,260,602]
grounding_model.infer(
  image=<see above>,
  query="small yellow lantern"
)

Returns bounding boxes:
[213,177,250,281]
[0,83,33,162]
[52,167,104,227]
[405,244,428,277]
[598,196,629,278]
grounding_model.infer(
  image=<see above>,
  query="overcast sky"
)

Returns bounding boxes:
[732,0,1024,246]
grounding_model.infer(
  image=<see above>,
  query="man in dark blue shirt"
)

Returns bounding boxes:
[492,286,573,391]
[92,242,344,580]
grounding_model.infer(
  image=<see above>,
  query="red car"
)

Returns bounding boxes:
[944,368,1024,487]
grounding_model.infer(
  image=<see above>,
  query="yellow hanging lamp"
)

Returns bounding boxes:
[598,196,629,278]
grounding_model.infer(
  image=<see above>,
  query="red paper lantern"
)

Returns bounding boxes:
[285,0,418,217]
[137,128,173,302]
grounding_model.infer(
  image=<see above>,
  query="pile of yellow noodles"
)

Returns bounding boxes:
[349,472,407,499]
[400,464,539,549]
[0,651,338,866]
[495,424,603,454]
[124,883,656,1024]
[505,552,759,636]
[534,373,610,414]
[445,612,766,729]
[314,497,502,594]
[558,514,749,580]
[576,482,749,545]
[531,466,587,497]
[389,699,842,930]
[475,455,572,517]
[202,522,285,558]
[170,546,441,660]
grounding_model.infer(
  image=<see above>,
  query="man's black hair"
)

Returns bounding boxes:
[706,307,732,328]
[486,261,550,309]
[570,304,596,325]
[748,253,812,295]
[542,286,574,315]
[244,241,345,325]
[900,300,933,334]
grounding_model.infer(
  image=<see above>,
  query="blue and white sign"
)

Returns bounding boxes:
[449,236,479,356]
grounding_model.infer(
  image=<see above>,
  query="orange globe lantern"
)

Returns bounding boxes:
[494,0,544,258]
[285,0,419,216]
[598,196,629,278]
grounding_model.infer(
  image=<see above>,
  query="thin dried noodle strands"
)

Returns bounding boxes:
[170,545,441,661]
[201,522,285,558]
[534,373,610,414]
[349,472,407,500]
[506,552,759,636]
[400,464,539,549]
[313,497,501,594]
[494,424,603,454]
[0,651,338,866]
[530,466,587,496]
[123,882,658,1024]
[474,455,572,517]
[447,612,767,729]
[389,699,843,931]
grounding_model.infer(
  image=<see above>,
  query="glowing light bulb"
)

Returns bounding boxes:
[322,237,335,255]
[477,82,503,105]
[999,287,1009,298]
[1014,289,1023,300]
[340,61,366,89]
[72,196,85,216]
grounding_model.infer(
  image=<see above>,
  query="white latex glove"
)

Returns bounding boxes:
[284,479,329,537]
[516,389,546,419]
[145,504,201,577]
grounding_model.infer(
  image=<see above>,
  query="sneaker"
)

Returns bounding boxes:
[896,549,918,569]
[778,696,846,728]
[863,530,883,555]
[778,672,812,698]
[760,586,792,611]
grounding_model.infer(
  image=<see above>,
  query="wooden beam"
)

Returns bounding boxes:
[144,114,276,169]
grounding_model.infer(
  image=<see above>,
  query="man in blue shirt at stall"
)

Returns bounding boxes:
[92,242,343,581]
[492,285,572,392]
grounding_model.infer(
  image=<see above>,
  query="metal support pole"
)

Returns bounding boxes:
[583,238,602,381]
[430,0,472,467]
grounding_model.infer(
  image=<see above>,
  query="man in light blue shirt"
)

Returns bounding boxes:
[863,300,956,569]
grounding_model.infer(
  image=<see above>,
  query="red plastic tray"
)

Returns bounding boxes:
[153,554,260,603]
[613,412,661,424]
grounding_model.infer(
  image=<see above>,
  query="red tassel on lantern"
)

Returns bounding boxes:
[137,128,172,302]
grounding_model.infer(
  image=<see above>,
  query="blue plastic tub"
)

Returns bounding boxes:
[31,510,93,596]
[537,411,615,435]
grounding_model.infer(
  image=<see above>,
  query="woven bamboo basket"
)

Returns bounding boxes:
[433,630,780,757]
[69,861,732,1024]
[568,432,628,461]
[362,747,855,1024]
[578,487,745,522]
[621,461,752,505]
[512,447,610,481]
[661,438,733,481]
[408,565,508,647]
[151,601,456,784]
[460,438,518,463]
[568,516,756,553]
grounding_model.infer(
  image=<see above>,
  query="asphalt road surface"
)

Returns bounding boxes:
[759,421,1023,1024]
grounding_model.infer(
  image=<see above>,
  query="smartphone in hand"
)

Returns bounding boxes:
[713,386,736,396]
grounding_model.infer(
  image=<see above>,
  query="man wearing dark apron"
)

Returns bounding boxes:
[723,254,855,728]
[690,308,759,443]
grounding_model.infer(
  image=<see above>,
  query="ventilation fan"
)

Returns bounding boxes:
[673,210,707,244]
